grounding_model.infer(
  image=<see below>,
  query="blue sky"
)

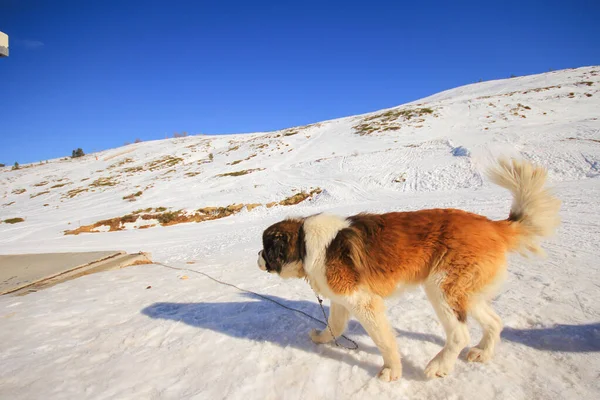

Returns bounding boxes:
[1,0,599,164]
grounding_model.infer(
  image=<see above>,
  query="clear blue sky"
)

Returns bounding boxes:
[1,0,599,164]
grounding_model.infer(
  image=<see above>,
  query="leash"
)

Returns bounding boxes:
[154,262,358,350]
[314,292,359,350]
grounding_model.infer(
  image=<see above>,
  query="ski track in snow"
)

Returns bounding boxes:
[1,66,600,399]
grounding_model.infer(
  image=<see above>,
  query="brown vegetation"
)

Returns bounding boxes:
[64,188,322,235]
[216,168,264,177]
[3,217,25,224]
[353,107,435,135]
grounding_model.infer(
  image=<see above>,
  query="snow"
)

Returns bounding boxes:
[1,66,600,399]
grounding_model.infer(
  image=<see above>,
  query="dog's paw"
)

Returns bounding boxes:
[309,329,331,344]
[467,347,493,363]
[378,366,401,382]
[424,356,453,379]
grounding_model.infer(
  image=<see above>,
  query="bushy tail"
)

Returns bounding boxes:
[487,158,561,256]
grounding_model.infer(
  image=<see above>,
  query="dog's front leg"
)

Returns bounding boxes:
[310,301,350,344]
[349,295,402,382]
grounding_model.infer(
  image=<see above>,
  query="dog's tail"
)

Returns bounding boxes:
[487,158,561,256]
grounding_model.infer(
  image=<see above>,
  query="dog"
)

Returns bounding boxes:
[257,158,560,381]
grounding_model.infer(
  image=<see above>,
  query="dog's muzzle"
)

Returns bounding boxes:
[257,250,268,271]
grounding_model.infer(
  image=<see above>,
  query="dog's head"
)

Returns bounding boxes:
[257,218,306,279]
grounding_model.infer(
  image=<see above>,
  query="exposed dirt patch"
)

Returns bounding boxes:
[354,107,435,135]
[30,191,50,199]
[3,217,25,224]
[508,103,531,118]
[227,153,257,166]
[90,177,118,187]
[148,156,183,171]
[64,189,322,235]
[124,166,144,174]
[64,187,89,199]
[216,168,265,178]
[276,188,323,206]
[33,181,49,187]
[109,158,134,169]
[123,191,143,201]
[51,182,71,189]
[12,189,26,195]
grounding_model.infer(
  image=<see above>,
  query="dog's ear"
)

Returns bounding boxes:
[264,232,290,272]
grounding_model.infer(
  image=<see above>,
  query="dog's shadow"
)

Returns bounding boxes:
[141,292,428,381]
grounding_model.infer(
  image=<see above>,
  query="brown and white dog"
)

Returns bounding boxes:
[257,158,560,381]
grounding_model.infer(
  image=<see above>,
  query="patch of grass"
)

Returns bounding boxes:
[185,171,201,177]
[30,191,50,198]
[277,188,322,206]
[34,181,49,187]
[81,178,90,182]
[64,187,89,198]
[64,188,324,235]
[3,201,15,206]
[3,217,25,224]
[51,182,71,189]
[133,207,154,214]
[576,81,594,86]
[156,211,181,224]
[123,191,143,201]
[229,159,243,165]
[354,107,435,135]
[216,168,264,177]
[148,156,183,171]
[120,214,138,223]
[109,158,134,169]
[353,123,379,135]
[90,177,118,187]
[124,166,144,173]
[283,130,299,136]
[12,189,26,195]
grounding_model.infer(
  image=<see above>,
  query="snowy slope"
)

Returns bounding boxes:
[1,66,599,400]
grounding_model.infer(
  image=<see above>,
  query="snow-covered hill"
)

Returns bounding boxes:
[1,66,599,399]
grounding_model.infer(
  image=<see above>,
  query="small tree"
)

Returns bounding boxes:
[134,138,142,143]
[72,148,85,158]
[0,163,5,168]
[12,162,19,170]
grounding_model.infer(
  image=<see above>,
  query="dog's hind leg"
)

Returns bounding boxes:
[467,300,503,363]
[347,294,402,382]
[423,275,471,378]
[310,301,350,344]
